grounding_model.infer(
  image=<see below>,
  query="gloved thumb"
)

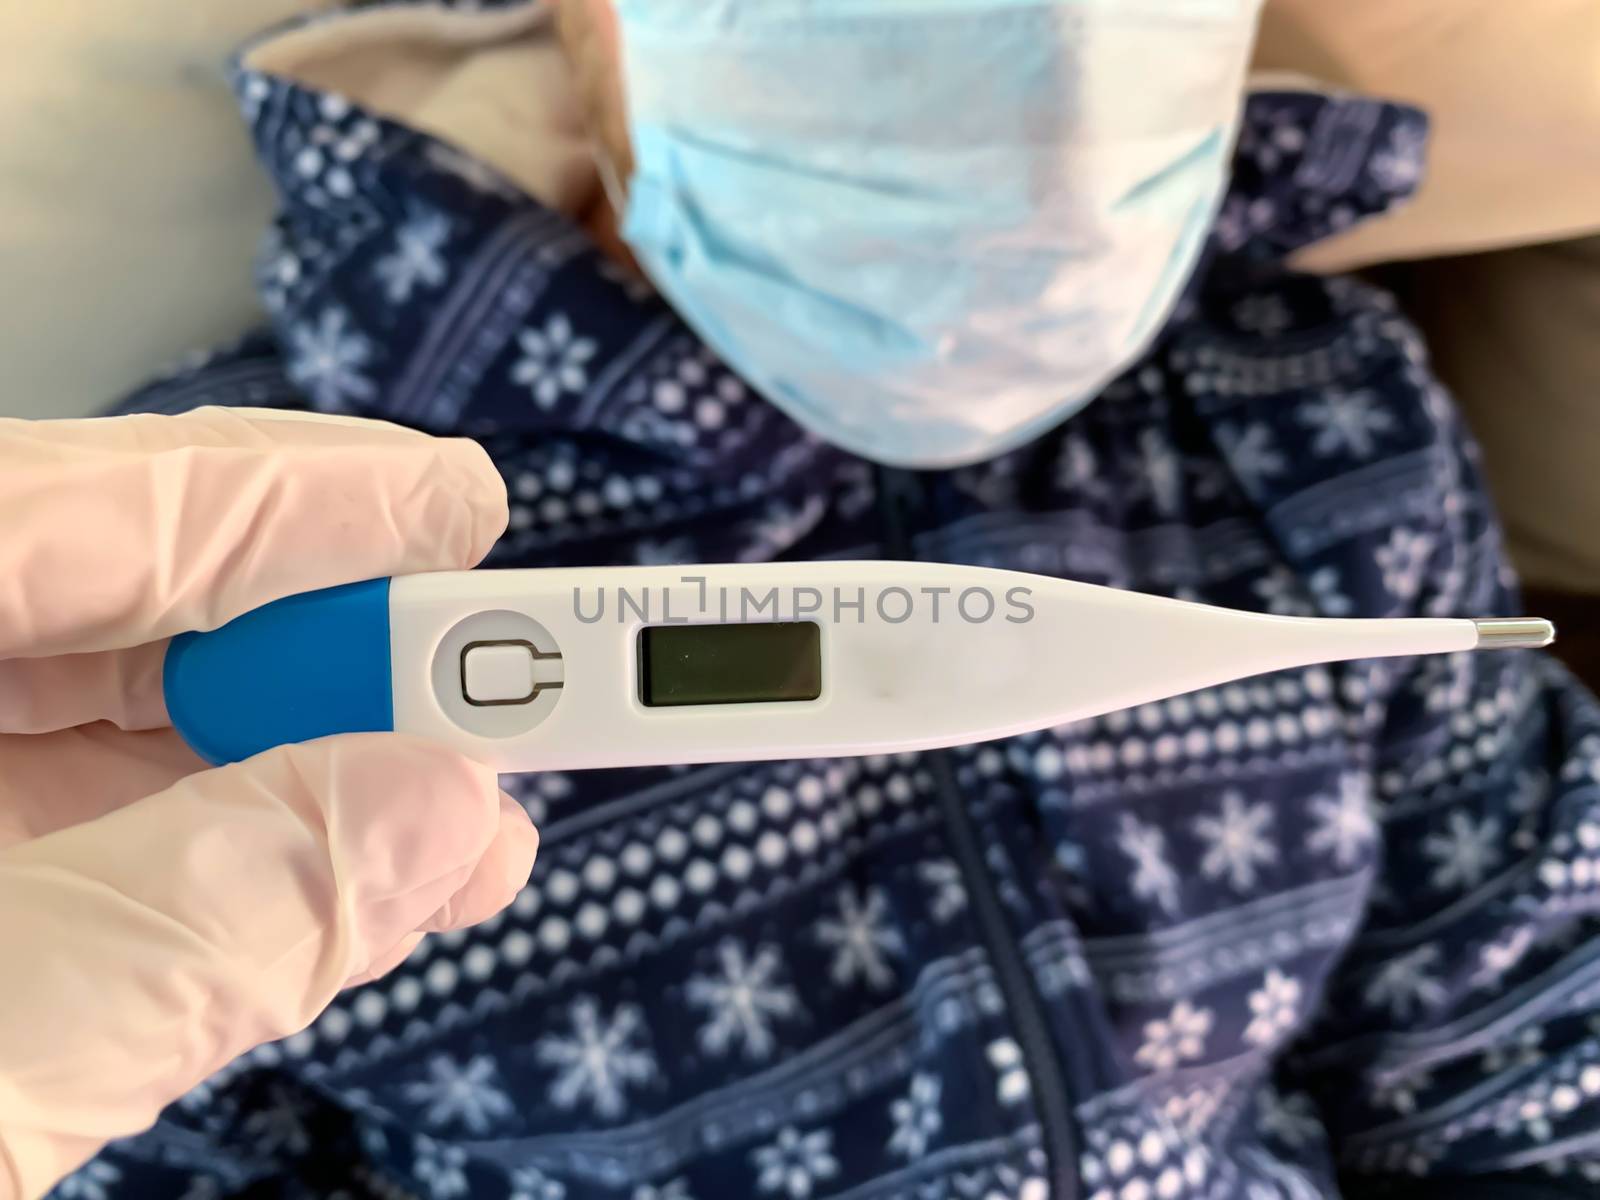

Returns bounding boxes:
[0,734,537,1200]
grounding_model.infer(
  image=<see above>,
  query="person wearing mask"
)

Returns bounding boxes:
[7,3,1600,1198]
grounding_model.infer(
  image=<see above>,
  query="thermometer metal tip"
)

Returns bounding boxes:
[1473,618,1556,650]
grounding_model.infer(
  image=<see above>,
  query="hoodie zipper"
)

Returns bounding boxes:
[875,465,1080,1199]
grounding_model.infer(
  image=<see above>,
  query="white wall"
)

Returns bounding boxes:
[0,3,329,419]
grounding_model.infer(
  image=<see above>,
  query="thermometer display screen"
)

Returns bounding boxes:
[638,622,822,707]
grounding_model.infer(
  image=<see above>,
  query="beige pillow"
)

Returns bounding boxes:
[1253,0,1600,272]
[0,2,336,419]
[1403,239,1600,594]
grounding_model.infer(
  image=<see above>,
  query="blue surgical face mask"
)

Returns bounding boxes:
[610,0,1262,468]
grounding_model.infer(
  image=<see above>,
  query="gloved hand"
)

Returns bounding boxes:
[0,408,538,1200]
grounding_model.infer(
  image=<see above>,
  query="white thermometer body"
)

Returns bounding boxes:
[162,562,1552,771]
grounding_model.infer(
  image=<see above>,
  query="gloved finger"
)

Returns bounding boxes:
[344,932,427,991]
[0,734,539,1199]
[0,643,171,736]
[0,407,507,660]
[0,725,202,851]
[341,794,537,990]
[420,791,540,933]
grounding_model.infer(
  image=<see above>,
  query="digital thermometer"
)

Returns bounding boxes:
[162,563,1555,771]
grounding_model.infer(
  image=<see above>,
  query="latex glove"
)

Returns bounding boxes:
[0,408,538,1200]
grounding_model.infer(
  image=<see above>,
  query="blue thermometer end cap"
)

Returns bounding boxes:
[163,578,395,765]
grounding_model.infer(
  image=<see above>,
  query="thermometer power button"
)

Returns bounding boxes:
[428,612,565,741]
[460,639,562,707]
